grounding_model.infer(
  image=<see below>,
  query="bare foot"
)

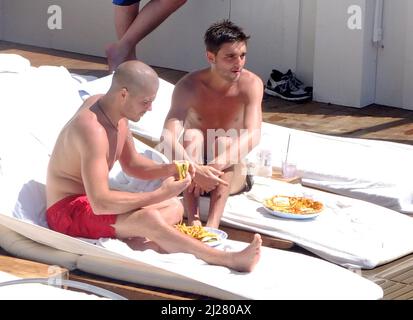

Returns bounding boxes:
[230,234,262,272]
[189,219,202,227]
[105,42,136,72]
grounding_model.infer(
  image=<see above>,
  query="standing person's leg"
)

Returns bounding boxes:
[107,0,187,71]
[114,206,262,272]
[113,1,140,41]
[109,1,140,71]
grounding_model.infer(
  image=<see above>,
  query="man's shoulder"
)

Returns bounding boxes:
[69,108,103,140]
[177,70,203,84]
[241,69,263,85]
[173,71,204,95]
[240,69,264,95]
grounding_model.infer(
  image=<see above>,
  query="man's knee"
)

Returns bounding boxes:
[115,207,163,239]
[183,129,204,162]
[134,208,163,227]
[213,136,238,164]
[215,136,233,148]
[169,197,184,222]
[184,128,204,142]
[138,200,183,224]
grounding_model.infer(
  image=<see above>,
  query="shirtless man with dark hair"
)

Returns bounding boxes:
[46,60,261,272]
[162,20,263,228]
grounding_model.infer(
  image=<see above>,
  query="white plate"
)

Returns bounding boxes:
[202,227,228,247]
[263,206,321,220]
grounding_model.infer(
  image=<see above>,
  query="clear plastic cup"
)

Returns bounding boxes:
[281,160,297,178]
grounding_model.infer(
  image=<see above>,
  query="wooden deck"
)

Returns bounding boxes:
[1,40,413,300]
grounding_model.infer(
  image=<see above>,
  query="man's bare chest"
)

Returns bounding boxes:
[188,98,245,130]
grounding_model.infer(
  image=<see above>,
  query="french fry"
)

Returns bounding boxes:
[174,223,218,242]
[174,160,189,180]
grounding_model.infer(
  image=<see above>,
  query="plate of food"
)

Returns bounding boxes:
[175,224,228,247]
[262,195,323,220]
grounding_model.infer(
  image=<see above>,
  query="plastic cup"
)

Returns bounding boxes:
[282,160,297,179]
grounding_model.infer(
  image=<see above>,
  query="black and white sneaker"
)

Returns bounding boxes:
[264,69,312,101]
[283,69,313,94]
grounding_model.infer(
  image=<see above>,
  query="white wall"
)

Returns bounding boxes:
[138,0,230,72]
[313,0,377,107]
[0,0,4,40]
[2,0,52,48]
[50,0,115,57]
[1,0,311,84]
[402,1,413,110]
[2,0,115,56]
[230,0,301,82]
[296,0,317,86]
[375,0,413,110]
[139,0,305,82]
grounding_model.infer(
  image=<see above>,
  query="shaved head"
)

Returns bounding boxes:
[110,60,159,96]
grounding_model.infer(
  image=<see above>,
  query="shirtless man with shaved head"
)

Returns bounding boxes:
[46,60,261,272]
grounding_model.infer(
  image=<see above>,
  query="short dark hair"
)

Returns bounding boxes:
[204,20,250,54]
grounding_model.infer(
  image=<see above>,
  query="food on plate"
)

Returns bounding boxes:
[174,160,189,180]
[263,195,323,215]
[174,223,219,242]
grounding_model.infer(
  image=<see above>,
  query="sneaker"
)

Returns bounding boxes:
[264,69,312,101]
[284,69,313,94]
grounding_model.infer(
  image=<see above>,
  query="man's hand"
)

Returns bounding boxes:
[188,162,196,179]
[188,164,228,195]
[159,174,191,199]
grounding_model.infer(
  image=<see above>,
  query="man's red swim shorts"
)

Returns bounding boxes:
[47,194,117,239]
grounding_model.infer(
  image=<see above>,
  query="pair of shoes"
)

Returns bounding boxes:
[264,69,312,101]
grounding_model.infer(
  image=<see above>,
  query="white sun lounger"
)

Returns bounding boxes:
[0,127,382,299]
[0,54,400,298]
[0,218,383,300]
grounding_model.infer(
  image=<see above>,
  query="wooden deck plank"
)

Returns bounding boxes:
[0,254,69,280]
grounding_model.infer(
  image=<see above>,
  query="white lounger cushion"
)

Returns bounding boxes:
[0,217,382,300]
[200,177,413,269]
[0,225,78,270]
[247,122,413,214]
[0,53,31,73]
